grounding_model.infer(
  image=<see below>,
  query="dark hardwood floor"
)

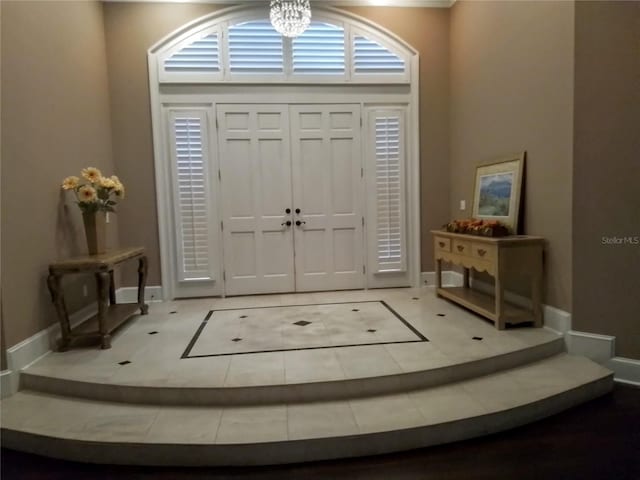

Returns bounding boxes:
[1,384,639,480]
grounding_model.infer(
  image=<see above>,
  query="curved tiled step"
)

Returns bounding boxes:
[19,336,564,406]
[1,354,613,466]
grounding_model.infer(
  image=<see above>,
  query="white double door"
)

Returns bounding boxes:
[217,104,364,296]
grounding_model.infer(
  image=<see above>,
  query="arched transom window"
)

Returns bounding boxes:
[155,8,411,84]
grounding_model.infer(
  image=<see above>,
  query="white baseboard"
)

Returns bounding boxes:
[115,285,163,304]
[421,271,464,287]
[566,330,616,365]
[606,356,640,387]
[5,301,98,397]
[1,369,13,399]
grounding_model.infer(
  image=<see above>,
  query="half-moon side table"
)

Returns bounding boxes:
[47,247,149,350]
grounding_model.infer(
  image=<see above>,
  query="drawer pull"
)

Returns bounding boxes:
[438,242,446,248]
[457,245,465,252]
[477,249,487,257]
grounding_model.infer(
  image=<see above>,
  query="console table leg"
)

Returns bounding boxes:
[138,255,149,315]
[96,271,112,349]
[463,268,470,288]
[47,273,71,351]
[109,270,116,305]
[495,277,505,330]
[435,258,442,290]
[532,273,543,327]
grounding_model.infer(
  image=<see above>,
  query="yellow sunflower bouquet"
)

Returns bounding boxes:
[61,167,125,214]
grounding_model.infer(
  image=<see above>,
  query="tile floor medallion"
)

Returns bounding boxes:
[182,301,428,358]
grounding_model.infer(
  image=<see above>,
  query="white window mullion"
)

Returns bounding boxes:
[168,110,216,283]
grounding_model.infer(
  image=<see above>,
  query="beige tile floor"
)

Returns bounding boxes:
[24,287,562,388]
[0,355,612,446]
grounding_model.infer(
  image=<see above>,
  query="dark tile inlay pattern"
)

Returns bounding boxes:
[232,338,242,342]
[412,297,420,300]
[148,331,158,335]
[472,336,483,341]
[118,361,131,366]
[240,315,248,319]
[182,301,428,359]
[437,314,446,317]
[352,309,359,312]
[367,329,377,333]
[170,311,177,314]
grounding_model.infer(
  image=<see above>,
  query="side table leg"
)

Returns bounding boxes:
[96,272,112,349]
[47,273,71,351]
[109,270,116,305]
[138,255,149,315]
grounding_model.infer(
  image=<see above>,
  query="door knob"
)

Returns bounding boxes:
[295,208,301,214]
[281,221,292,227]
[296,220,306,226]
[285,208,291,214]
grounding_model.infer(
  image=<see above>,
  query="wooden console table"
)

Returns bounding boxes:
[47,247,149,350]
[432,230,544,329]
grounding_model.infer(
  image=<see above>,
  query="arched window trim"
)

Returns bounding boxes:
[152,6,415,85]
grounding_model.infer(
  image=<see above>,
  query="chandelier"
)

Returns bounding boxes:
[270,0,312,38]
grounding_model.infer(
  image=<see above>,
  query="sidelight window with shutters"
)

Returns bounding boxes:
[151,6,420,298]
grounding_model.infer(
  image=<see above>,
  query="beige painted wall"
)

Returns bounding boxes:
[1,1,116,347]
[573,1,640,358]
[102,3,451,286]
[449,0,575,311]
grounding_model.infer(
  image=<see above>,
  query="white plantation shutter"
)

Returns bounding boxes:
[292,22,345,75]
[370,109,407,273]
[164,34,220,73]
[228,20,284,74]
[168,110,216,282]
[353,35,405,75]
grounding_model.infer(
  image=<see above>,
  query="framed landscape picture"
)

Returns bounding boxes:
[472,153,525,234]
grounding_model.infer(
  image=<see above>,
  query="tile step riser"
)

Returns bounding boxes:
[1,374,613,467]
[19,339,564,406]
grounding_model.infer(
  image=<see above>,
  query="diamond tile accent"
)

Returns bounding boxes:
[293,320,311,327]
[232,338,242,343]
[118,361,131,366]
[472,336,483,341]
[148,331,158,335]
[367,329,377,333]
[437,314,446,317]
[240,315,248,319]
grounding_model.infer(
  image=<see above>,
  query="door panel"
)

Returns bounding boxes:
[218,105,295,295]
[290,105,364,292]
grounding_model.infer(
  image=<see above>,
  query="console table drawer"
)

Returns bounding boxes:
[435,236,451,252]
[452,239,472,256]
[472,243,496,261]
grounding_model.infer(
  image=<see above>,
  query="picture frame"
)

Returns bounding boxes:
[472,152,525,234]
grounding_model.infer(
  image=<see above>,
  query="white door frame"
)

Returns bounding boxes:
[148,8,421,300]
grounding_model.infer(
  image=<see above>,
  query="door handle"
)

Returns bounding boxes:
[281,221,292,227]
[296,220,306,226]
[295,208,301,214]
[285,208,291,214]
